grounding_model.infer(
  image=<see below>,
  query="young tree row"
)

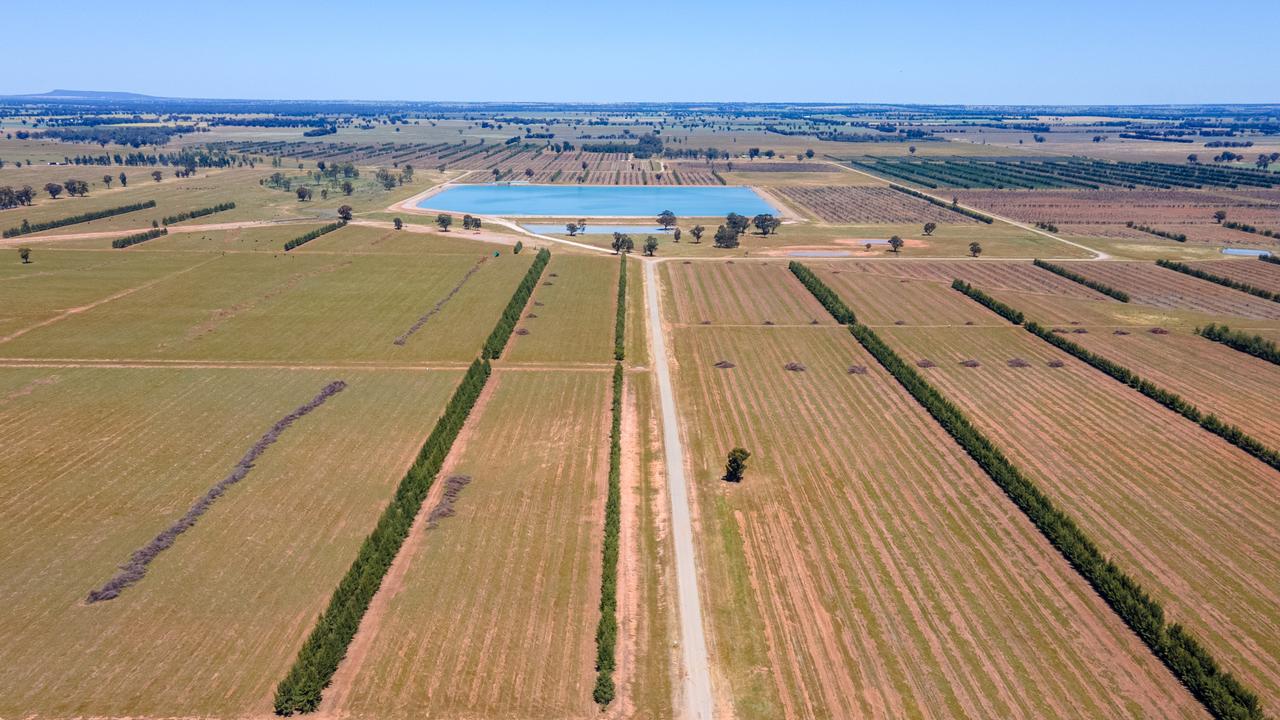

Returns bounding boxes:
[3,199,157,238]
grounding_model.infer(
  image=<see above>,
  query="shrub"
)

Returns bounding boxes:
[111,227,168,249]
[482,248,551,359]
[4,199,156,237]
[1032,259,1131,302]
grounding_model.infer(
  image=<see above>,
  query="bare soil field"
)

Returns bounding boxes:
[670,323,1203,719]
[1067,261,1280,320]
[873,321,1280,707]
[822,258,1110,298]
[0,366,461,717]
[332,369,608,720]
[772,186,977,224]
[1186,258,1280,294]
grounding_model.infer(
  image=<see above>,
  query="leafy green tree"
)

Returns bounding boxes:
[725,212,750,237]
[673,227,682,243]
[752,213,781,236]
[578,218,587,234]
[436,213,453,231]
[296,186,313,201]
[969,241,982,257]
[118,172,127,187]
[643,236,659,256]
[723,447,750,482]
[611,232,634,254]
[393,217,403,230]
[514,240,523,254]
[566,222,579,236]
[151,170,163,182]
[1213,210,1227,223]
[805,148,815,159]
[889,235,904,253]
[923,222,936,236]
[690,225,705,243]
[337,205,353,221]
[657,209,677,230]
[18,247,31,264]
[103,174,113,188]
[714,225,739,248]
[341,181,354,196]
[44,182,63,199]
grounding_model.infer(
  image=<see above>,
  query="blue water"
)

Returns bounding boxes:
[522,224,674,235]
[1221,248,1272,257]
[420,184,777,217]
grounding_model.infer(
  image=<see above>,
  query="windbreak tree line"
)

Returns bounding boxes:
[790,261,1265,720]
[1032,259,1131,302]
[161,201,236,225]
[111,227,167,249]
[283,221,346,251]
[482,248,551,359]
[3,199,156,238]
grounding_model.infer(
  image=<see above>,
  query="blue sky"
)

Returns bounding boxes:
[6,0,1277,103]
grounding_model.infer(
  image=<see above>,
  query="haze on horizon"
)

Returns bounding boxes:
[7,0,1278,105]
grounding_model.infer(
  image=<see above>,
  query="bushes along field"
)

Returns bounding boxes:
[3,199,156,237]
[1196,323,1280,366]
[790,261,1265,720]
[1032,259,1131,302]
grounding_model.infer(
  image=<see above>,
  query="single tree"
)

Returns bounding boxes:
[491,168,501,182]
[151,170,163,182]
[643,235,659,256]
[805,148,815,159]
[713,224,740,248]
[611,232,634,254]
[321,188,329,200]
[337,205,353,221]
[44,182,63,199]
[969,241,982,257]
[64,179,89,196]
[657,209,677,230]
[524,168,534,178]
[923,222,936,236]
[393,217,403,230]
[673,227,682,243]
[889,235,904,253]
[341,181,354,196]
[296,186,313,201]
[514,240,524,254]
[690,224,705,243]
[1213,210,1227,223]
[578,218,587,234]
[103,174,113,188]
[566,222,579,236]
[723,447,751,482]
[1187,154,1199,164]
[725,212,749,236]
[436,213,453,231]
[472,217,482,230]
[908,145,917,156]
[18,247,31,264]
[752,213,781,236]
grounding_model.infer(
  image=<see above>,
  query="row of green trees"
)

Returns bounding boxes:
[3,199,156,238]
[161,201,236,225]
[111,227,168,249]
[272,358,492,715]
[1196,323,1280,366]
[1261,254,1279,267]
[283,221,346,251]
[1157,259,1278,302]
[1032,259,1131,302]
[790,262,1265,720]
[1222,221,1280,239]
[614,254,627,361]
[1127,222,1187,242]
[887,184,993,223]
[593,361,625,705]
[482,248,551,359]
[950,279,1025,324]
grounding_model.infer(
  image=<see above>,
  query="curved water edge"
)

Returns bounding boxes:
[417,183,778,218]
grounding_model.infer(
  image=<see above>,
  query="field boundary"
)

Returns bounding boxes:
[790,261,1264,720]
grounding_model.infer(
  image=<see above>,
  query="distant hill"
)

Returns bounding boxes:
[4,89,163,101]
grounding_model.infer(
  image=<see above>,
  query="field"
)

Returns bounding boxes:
[667,318,1204,718]
[772,185,977,224]
[1064,262,1280,320]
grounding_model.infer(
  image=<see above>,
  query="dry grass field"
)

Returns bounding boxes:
[503,254,619,363]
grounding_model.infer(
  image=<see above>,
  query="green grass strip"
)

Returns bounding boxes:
[593,361,624,705]
[1032,259,1131,302]
[4,199,156,238]
[1156,259,1278,302]
[272,357,490,715]
[1196,323,1280,366]
[790,261,1264,720]
[614,254,627,361]
[483,247,551,359]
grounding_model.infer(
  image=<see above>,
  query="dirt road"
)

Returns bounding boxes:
[643,259,714,719]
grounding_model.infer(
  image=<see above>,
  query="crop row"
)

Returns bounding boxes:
[3,199,156,238]
[1156,259,1279,303]
[111,227,168,249]
[283,221,346,251]
[790,261,1265,720]
[161,201,236,225]
[593,362,624,705]
[482,248,551,359]
[1032,259,1132,301]
[1196,323,1280,366]
[888,184,993,223]
[775,186,971,224]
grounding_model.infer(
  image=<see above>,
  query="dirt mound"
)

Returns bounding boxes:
[960,359,981,368]
[916,359,937,368]
[784,362,807,372]
[514,327,530,335]
[713,360,736,369]
[1114,329,1130,336]
[1008,358,1031,368]
[1149,327,1170,335]
[847,365,868,375]
[1048,359,1066,368]
[426,475,472,529]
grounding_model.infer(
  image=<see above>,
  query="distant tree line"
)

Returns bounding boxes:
[111,227,167,249]
[162,202,236,225]
[1032,259,1131,302]
[36,125,202,147]
[3,199,156,238]
[1127,221,1187,242]
[582,133,664,158]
